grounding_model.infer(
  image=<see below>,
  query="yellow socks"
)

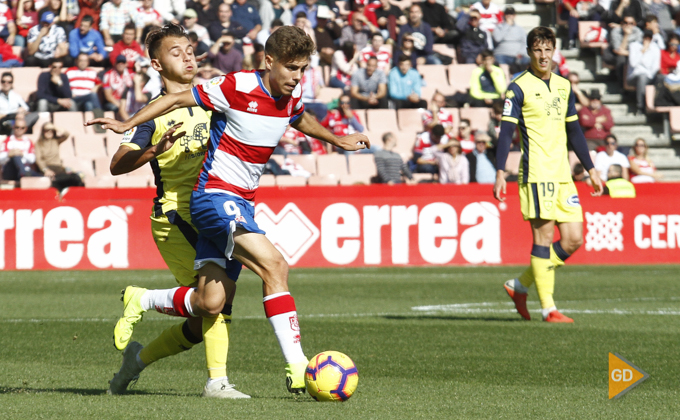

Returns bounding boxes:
[550,241,570,269]
[203,313,231,379]
[139,320,201,366]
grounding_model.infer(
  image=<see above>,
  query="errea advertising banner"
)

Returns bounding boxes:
[0,183,678,270]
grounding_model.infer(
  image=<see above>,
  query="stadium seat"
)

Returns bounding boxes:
[316,153,348,177]
[33,112,51,134]
[106,132,124,157]
[340,173,371,185]
[275,175,307,186]
[418,65,448,89]
[59,135,76,159]
[13,67,43,101]
[670,107,680,134]
[116,175,149,188]
[505,151,521,175]
[646,85,672,113]
[83,174,116,188]
[270,154,285,167]
[288,154,317,175]
[93,156,111,176]
[62,155,95,177]
[459,107,491,132]
[347,153,377,179]
[412,173,435,183]
[307,174,339,185]
[448,64,477,94]
[259,174,276,186]
[365,109,398,133]
[316,87,343,103]
[397,108,424,132]
[432,44,456,64]
[53,112,86,135]
[73,132,107,159]
[20,176,52,190]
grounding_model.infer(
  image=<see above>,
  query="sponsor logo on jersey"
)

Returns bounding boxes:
[566,194,580,207]
[248,101,258,113]
[503,98,512,116]
[209,76,225,87]
[122,126,137,142]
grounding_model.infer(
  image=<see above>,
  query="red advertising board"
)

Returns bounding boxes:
[0,183,678,270]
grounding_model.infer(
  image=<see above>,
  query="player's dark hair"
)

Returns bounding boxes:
[526,26,556,49]
[265,26,316,63]
[81,15,94,25]
[146,23,190,60]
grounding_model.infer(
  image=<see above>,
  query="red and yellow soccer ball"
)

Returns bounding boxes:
[305,351,358,402]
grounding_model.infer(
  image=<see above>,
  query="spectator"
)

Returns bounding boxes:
[393,31,419,67]
[629,137,662,183]
[578,89,614,147]
[68,14,107,66]
[293,11,315,45]
[412,124,448,173]
[420,0,458,45]
[0,72,38,134]
[183,9,211,49]
[458,9,487,64]
[660,33,680,75]
[109,23,143,70]
[488,100,508,145]
[604,13,642,83]
[195,60,222,84]
[643,12,667,49]
[398,4,439,65]
[313,8,340,67]
[299,65,328,121]
[601,0,644,27]
[604,164,636,197]
[209,31,243,74]
[231,0,262,41]
[466,130,495,184]
[65,53,102,112]
[102,54,132,120]
[256,17,283,47]
[36,59,75,112]
[14,0,37,47]
[187,0,219,27]
[291,0,317,29]
[134,0,164,43]
[455,118,475,154]
[568,71,590,111]
[559,0,601,49]
[99,0,137,46]
[422,91,454,135]
[360,32,391,72]
[208,3,247,43]
[389,54,427,109]
[330,41,359,91]
[374,132,414,184]
[0,118,39,182]
[374,0,406,41]
[75,0,102,31]
[340,12,372,52]
[26,11,69,67]
[572,162,586,182]
[275,126,306,155]
[321,94,365,149]
[350,57,388,109]
[154,0,185,25]
[437,139,469,184]
[38,0,73,27]
[469,49,506,107]
[34,122,85,191]
[470,0,503,37]
[595,134,630,181]
[492,7,529,71]
[187,31,209,58]
[627,29,660,115]
[250,42,265,70]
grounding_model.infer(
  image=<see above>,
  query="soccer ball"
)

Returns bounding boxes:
[305,351,358,402]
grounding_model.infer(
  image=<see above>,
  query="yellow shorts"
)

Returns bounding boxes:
[519,181,583,223]
[151,219,199,287]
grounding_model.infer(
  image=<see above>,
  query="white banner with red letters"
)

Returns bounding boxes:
[0,183,678,270]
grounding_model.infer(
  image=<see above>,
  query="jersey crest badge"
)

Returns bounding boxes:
[506,90,514,99]
[544,200,554,211]
[248,101,258,113]
[558,89,567,100]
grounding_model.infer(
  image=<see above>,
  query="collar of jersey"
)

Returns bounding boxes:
[527,67,552,88]
[255,70,282,101]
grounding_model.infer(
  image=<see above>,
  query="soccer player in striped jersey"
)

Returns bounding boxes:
[106,24,248,399]
[494,27,603,323]
[89,26,369,394]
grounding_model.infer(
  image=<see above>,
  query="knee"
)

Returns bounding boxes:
[562,236,583,254]
[195,291,227,317]
[263,255,289,287]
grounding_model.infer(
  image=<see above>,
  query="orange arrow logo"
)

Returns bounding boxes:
[609,353,649,399]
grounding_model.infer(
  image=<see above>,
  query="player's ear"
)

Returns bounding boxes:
[264,54,274,71]
[150,58,163,72]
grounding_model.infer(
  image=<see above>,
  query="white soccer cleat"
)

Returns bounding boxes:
[108,341,144,395]
[202,378,251,399]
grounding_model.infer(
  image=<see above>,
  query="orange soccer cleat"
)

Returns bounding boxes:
[503,280,531,320]
[544,310,574,323]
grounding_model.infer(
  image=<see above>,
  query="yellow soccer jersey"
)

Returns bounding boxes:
[121,93,211,224]
[501,70,578,183]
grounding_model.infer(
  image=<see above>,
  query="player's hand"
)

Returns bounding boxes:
[336,133,370,151]
[493,171,506,202]
[588,168,604,196]
[85,117,129,134]
[154,123,185,155]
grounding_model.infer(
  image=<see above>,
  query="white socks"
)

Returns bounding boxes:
[263,292,307,364]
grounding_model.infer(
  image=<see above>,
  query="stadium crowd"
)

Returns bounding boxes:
[0,0,671,188]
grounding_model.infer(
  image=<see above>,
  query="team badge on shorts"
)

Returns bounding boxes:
[566,194,580,207]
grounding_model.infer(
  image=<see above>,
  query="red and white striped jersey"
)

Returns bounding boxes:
[191,70,305,201]
[0,4,14,35]
[470,1,503,33]
[421,109,454,131]
[360,45,392,72]
[135,6,163,27]
[65,67,102,97]
[0,135,35,165]
[414,131,449,161]
[102,68,133,101]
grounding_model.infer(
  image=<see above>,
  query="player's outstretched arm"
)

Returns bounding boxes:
[85,90,197,134]
[292,112,370,151]
[110,123,186,175]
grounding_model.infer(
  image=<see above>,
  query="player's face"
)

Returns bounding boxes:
[528,40,554,76]
[267,55,309,96]
[154,36,198,83]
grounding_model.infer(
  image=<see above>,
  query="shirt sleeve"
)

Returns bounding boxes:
[565,87,578,122]
[500,82,523,124]
[289,100,305,124]
[191,75,231,113]
[120,120,157,150]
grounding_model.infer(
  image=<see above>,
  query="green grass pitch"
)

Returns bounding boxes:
[2,265,680,419]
